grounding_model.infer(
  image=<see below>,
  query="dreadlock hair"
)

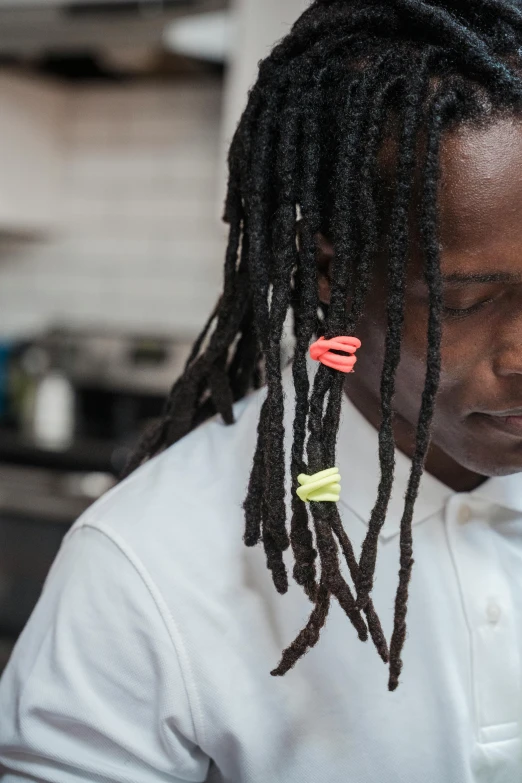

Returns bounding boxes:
[123,0,522,691]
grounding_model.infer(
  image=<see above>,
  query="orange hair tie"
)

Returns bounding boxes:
[309,335,361,373]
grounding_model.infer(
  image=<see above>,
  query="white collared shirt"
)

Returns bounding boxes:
[1,367,522,783]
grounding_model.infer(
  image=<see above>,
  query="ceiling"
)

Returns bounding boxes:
[0,0,227,56]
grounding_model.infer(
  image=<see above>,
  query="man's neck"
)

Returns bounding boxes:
[344,385,487,493]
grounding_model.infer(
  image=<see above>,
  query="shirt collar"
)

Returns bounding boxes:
[470,472,522,516]
[336,392,522,540]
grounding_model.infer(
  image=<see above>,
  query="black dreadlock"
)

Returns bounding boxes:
[124,0,522,691]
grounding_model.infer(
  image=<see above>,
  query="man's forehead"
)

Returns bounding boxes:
[438,116,522,253]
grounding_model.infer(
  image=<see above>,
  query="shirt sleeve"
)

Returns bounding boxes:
[0,523,210,783]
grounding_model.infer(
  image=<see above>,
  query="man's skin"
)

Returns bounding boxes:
[317,117,522,492]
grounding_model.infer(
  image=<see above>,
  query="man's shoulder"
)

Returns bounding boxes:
[72,385,266,557]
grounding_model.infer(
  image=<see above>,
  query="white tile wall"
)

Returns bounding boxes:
[0,78,227,338]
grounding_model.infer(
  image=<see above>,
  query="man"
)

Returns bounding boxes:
[1,0,522,780]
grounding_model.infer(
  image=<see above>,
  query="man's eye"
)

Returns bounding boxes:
[443,298,494,318]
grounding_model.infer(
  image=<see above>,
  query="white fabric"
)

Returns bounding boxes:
[1,366,522,783]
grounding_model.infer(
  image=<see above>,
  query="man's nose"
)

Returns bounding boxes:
[494,315,522,377]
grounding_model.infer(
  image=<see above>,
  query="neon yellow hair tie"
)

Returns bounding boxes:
[296,467,341,502]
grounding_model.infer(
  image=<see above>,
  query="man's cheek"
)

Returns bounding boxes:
[436,351,477,414]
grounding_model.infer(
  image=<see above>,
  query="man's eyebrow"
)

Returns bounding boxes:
[442,272,522,285]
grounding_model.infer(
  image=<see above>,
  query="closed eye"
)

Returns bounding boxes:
[443,297,495,319]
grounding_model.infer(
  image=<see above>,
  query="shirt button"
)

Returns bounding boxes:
[458,505,472,524]
[486,601,501,625]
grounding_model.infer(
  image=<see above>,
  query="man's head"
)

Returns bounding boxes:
[319,117,522,484]
[126,0,522,690]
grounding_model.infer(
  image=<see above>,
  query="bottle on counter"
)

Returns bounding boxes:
[32,367,75,451]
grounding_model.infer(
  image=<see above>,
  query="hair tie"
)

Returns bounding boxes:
[310,335,361,373]
[296,467,341,503]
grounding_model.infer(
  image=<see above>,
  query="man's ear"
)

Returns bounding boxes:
[316,233,334,305]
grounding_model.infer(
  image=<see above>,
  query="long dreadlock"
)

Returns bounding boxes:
[123,0,522,691]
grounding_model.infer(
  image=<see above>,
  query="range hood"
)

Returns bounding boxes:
[0,0,227,56]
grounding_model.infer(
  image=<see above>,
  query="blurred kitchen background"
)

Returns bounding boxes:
[0,0,307,670]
